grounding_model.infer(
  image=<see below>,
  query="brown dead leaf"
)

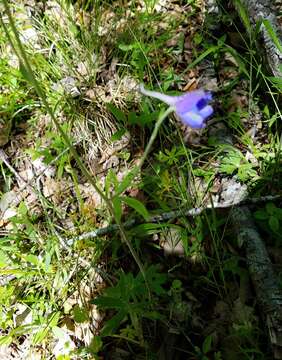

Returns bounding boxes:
[184,36,193,50]
[228,92,248,113]
[0,121,12,146]
[78,183,103,208]
[182,79,197,91]
[76,61,88,77]
[180,122,204,145]
[85,88,96,100]
[42,178,70,205]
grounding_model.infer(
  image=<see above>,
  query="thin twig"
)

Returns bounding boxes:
[65,194,281,246]
[0,149,30,189]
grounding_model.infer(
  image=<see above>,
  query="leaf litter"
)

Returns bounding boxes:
[0,0,281,358]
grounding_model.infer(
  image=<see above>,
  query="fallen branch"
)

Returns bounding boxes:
[233,0,282,77]
[231,206,282,359]
[65,194,281,246]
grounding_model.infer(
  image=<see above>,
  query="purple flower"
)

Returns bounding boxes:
[139,84,213,129]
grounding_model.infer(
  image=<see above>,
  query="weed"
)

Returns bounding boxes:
[255,202,282,241]
[92,265,167,343]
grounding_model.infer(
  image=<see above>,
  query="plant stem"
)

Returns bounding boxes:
[138,106,175,170]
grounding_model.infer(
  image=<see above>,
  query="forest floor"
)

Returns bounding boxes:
[0,0,282,359]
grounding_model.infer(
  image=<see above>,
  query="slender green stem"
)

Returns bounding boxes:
[138,106,175,170]
[116,107,174,279]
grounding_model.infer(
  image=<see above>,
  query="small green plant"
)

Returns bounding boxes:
[92,265,167,342]
[219,148,258,182]
[255,202,282,236]
[27,123,73,178]
[194,334,216,360]
[0,56,35,145]
[107,102,159,128]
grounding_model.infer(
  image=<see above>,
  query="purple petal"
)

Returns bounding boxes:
[199,105,213,118]
[179,112,206,129]
[175,90,211,114]
[175,90,213,128]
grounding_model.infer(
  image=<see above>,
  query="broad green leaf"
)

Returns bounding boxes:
[105,169,118,196]
[268,76,282,90]
[26,254,39,266]
[269,76,282,85]
[143,311,163,320]
[254,210,268,220]
[110,128,126,141]
[112,196,122,222]
[73,305,89,323]
[100,310,127,336]
[0,251,9,268]
[92,296,124,309]
[0,335,12,345]
[33,326,49,345]
[128,111,158,127]
[262,19,282,53]
[238,164,257,181]
[266,202,276,215]
[137,265,167,295]
[115,167,138,196]
[171,279,182,290]
[138,111,159,127]
[120,196,149,221]
[268,114,278,128]
[49,311,61,327]
[19,62,34,83]
[18,201,28,216]
[106,103,126,123]
[269,216,279,232]
[128,111,138,125]
[88,336,103,354]
[118,43,138,51]
[202,334,213,354]
[276,208,282,219]
[0,269,37,276]
[234,0,252,34]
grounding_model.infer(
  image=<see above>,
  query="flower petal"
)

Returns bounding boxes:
[199,105,213,118]
[179,111,206,129]
[175,90,211,114]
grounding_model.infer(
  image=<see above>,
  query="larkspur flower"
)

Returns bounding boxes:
[139,84,213,129]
